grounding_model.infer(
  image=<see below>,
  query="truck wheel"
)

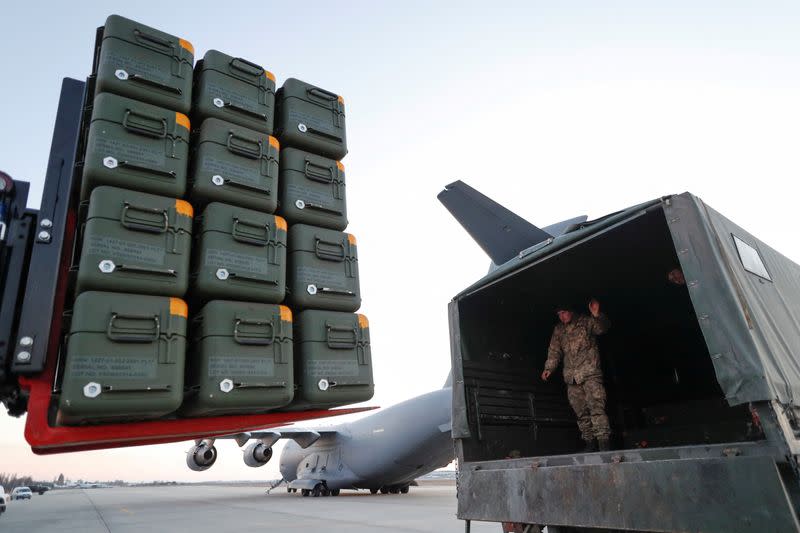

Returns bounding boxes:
[301,489,310,497]
[370,488,378,494]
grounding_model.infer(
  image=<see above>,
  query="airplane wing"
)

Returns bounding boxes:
[213,429,342,448]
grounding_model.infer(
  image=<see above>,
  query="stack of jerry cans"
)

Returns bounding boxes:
[58,292,188,424]
[181,301,293,416]
[60,15,195,425]
[189,118,280,212]
[191,202,287,303]
[289,310,372,410]
[274,78,374,410]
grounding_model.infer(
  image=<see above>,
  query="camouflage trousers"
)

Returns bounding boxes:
[566,377,611,440]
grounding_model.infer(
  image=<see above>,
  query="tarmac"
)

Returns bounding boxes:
[0,481,498,532]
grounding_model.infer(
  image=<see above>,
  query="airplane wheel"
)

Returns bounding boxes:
[287,488,292,493]
[302,489,310,497]
[312,484,323,497]
[400,486,409,494]
[370,488,378,494]
[380,487,389,494]
[389,487,400,494]
[330,489,340,496]
[322,487,330,497]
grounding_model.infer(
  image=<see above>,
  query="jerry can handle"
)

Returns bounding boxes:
[232,217,270,245]
[302,202,344,216]
[103,384,172,393]
[132,28,175,55]
[314,237,346,262]
[318,287,355,297]
[121,202,169,233]
[325,323,358,349]
[303,125,343,142]
[222,178,271,197]
[220,103,269,123]
[307,87,339,103]
[230,57,265,77]
[234,318,276,345]
[228,271,279,286]
[117,161,177,179]
[123,109,168,138]
[126,74,182,95]
[303,160,334,183]
[226,131,263,159]
[233,381,287,389]
[106,313,160,343]
[114,264,178,277]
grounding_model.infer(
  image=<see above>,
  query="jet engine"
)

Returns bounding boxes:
[243,441,273,468]
[186,441,218,472]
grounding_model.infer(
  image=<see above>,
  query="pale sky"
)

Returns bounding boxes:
[1,0,799,482]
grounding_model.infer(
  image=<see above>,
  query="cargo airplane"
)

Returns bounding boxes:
[185,379,453,496]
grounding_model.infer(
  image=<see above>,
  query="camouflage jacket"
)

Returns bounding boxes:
[544,313,611,384]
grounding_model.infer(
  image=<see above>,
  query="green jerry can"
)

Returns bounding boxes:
[279,147,347,230]
[193,50,276,134]
[189,118,280,212]
[81,92,191,200]
[75,186,193,297]
[192,203,287,303]
[182,301,294,416]
[287,224,360,311]
[95,14,194,113]
[275,78,347,160]
[291,310,373,410]
[58,291,188,425]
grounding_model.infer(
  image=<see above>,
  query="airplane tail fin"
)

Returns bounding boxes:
[437,180,553,265]
[443,372,452,389]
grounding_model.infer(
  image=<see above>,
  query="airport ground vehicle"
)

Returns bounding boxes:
[28,484,50,495]
[440,182,800,533]
[11,487,32,501]
[0,486,6,514]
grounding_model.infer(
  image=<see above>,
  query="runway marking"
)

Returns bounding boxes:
[120,507,132,514]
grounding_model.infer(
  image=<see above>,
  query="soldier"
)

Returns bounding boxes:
[541,299,612,452]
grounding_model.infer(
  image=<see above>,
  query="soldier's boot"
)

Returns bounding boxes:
[597,438,611,451]
[582,438,598,452]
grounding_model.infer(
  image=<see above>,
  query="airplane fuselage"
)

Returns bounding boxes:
[279,388,453,491]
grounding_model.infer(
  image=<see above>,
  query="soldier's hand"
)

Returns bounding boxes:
[589,298,600,317]
[541,370,551,381]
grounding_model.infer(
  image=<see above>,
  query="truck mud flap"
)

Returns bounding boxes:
[458,455,800,533]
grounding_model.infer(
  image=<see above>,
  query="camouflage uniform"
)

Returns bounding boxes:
[544,313,611,441]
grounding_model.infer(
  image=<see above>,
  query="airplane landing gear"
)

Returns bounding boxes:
[301,489,310,497]
[330,489,340,496]
[380,487,389,494]
[312,483,324,497]
[400,486,409,494]
[370,488,379,494]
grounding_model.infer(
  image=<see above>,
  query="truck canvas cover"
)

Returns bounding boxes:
[456,191,800,411]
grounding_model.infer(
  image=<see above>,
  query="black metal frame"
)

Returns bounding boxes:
[9,78,86,379]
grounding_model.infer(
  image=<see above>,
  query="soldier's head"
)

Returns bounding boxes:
[667,268,686,286]
[555,303,574,324]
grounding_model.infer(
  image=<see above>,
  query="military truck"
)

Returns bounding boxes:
[440,181,800,532]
